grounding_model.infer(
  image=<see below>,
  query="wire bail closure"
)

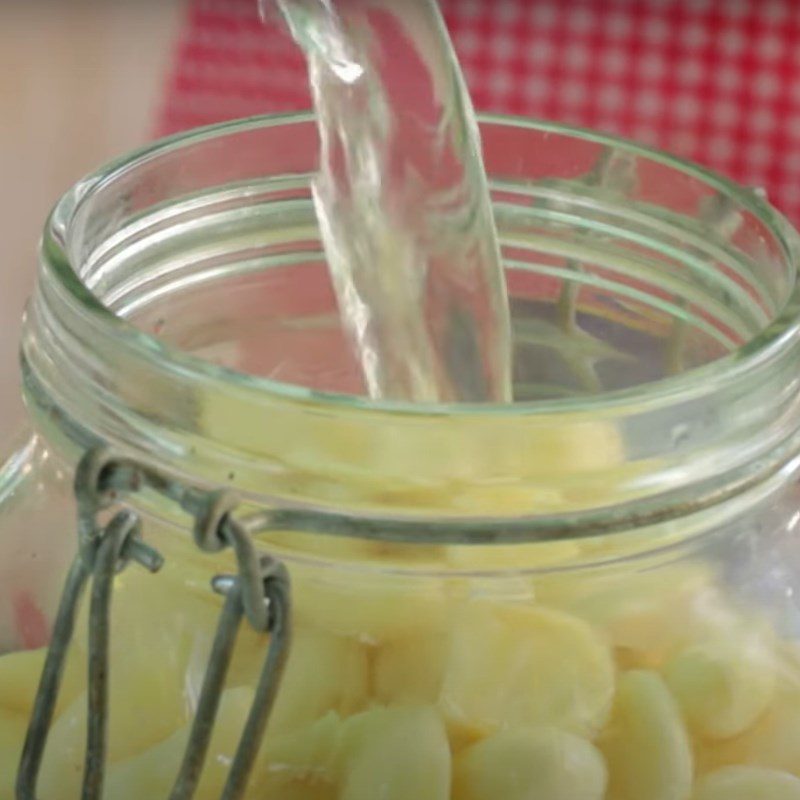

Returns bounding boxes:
[16,448,292,800]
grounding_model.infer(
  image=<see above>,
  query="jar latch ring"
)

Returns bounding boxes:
[15,448,292,800]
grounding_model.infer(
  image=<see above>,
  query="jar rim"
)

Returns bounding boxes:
[24,112,800,532]
[41,111,800,420]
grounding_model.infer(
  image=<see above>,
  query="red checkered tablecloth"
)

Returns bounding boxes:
[159,0,800,224]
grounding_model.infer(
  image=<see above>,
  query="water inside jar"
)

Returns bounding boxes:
[269,0,512,403]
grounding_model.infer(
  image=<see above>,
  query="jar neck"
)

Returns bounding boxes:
[19,117,800,539]
[23,236,800,535]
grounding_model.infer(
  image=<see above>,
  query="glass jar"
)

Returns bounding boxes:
[3,114,800,800]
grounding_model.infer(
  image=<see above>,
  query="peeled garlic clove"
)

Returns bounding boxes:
[338,706,450,800]
[98,535,228,734]
[272,629,368,732]
[103,687,253,800]
[261,711,343,775]
[251,712,343,797]
[251,777,337,800]
[454,726,607,800]
[375,633,447,706]
[692,766,800,800]
[37,693,91,798]
[71,562,219,761]
[0,645,81,718]
[293,570,447,643]
[601,670,693,800]
[227,626,368,734]
[548,564,719,667]
[664,631,776,739]
[439,601,614,739]
[0,713,27,798]
[731,695,800,775]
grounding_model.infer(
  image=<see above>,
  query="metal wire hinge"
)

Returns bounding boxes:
[15,448,292,800]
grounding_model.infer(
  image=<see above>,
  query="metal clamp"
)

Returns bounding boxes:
[16,448,292,800]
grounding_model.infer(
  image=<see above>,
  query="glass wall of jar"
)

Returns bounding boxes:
[2,115,800,800]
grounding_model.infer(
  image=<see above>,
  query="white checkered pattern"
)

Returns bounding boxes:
[160,0,800,224]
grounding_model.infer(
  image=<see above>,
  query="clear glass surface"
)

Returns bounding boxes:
[1,115,800,798]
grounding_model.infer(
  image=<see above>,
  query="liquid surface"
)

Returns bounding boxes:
[269,0,512,402]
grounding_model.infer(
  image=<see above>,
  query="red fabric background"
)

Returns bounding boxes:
[160,0,800,224]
